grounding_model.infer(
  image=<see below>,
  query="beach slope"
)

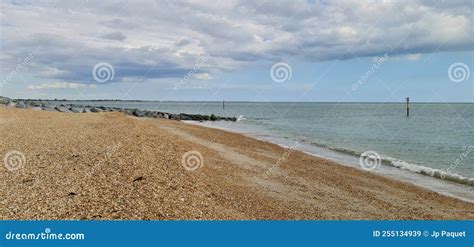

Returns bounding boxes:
[0,107,472,220]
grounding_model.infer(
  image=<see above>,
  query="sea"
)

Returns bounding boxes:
[60,101,474,202]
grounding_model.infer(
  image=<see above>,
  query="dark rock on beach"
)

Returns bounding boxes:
[0,97,237,122]
[0,96,11,105]
[70,106,84,113]
[90,107,102,113]
[42,106,57,112]
[132,109,146,117]
[55,106,71,113]
[15,101,28,109]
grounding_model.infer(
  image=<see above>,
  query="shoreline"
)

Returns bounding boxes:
[1,107,473,220]
[185,121,474,203]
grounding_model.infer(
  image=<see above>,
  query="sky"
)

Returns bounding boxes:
[0,0,473,102]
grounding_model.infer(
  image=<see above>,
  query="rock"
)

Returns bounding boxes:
[30,106,43,111]
[123,109,134,115]
[178,114,193,121]
[90,107,102,113]
[0,96,11,105]
[55,106,71,113]
[15,101,28,109]
[144,111,155,117]
[132,109,146,117]
[70,106,84,113]
[170,114,180,120]
[29,102,42,107]
[42,106,57,112]
[192,114,206,121]
[2,99,239,122]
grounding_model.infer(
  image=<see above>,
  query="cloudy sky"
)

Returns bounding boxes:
[1,0,473,102]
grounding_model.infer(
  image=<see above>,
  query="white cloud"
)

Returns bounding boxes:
[194,73,212,80]
[27,82,97,90]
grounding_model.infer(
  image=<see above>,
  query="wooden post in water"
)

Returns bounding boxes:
[223,100,225,110]
[406,97,410,117]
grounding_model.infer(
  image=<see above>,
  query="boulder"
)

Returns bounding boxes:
[169,114,181,120]
[30,106,43,111]
[42,106,57,112]
[0,96,11,105]
[192,114,206,121]
[144,111,155,117]
[70,106,84,113]
[132,109,146,117]
[178,114,193,121]
[15,101,28,109]
[55,106,71,113]
[124,109,134,115]
[28,102,42,107]
[90,107,102,113]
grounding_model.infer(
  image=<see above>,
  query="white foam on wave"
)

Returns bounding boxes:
[387,157,474,186]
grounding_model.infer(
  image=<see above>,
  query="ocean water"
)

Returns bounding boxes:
[60,101,473,198]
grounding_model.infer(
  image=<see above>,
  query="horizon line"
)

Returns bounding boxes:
[7,97,474,104]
